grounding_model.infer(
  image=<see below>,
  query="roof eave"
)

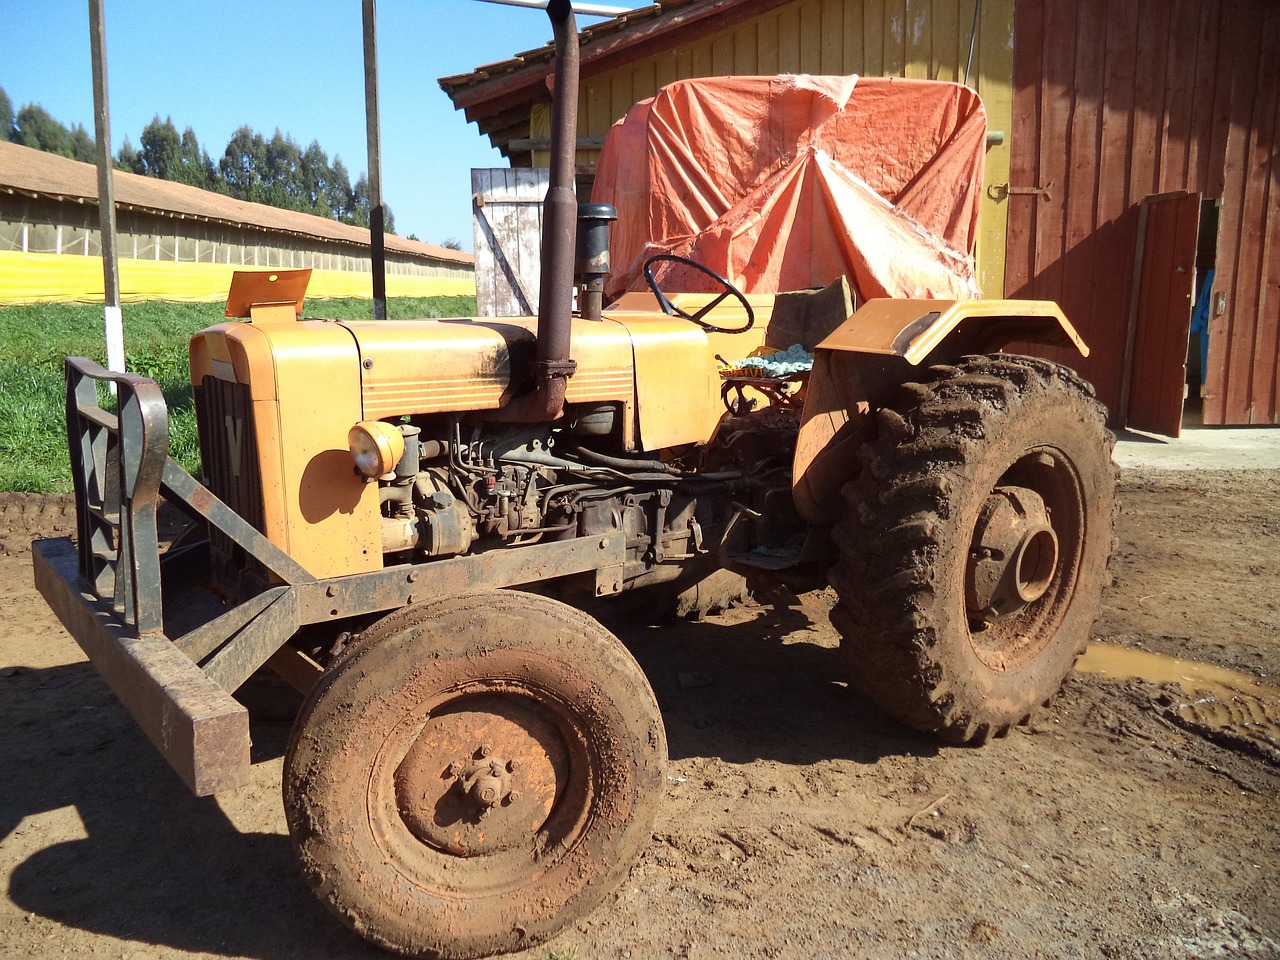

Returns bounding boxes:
[438,0,792,122]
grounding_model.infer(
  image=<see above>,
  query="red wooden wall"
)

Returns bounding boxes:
[1004,0,1279,425]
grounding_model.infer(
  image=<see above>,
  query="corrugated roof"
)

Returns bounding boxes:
[0,140,473,266]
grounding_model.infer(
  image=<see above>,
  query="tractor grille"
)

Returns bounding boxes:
[194,376,266,582]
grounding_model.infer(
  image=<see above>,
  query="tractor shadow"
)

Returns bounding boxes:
[1,661,379,959]
[592,591,943,767]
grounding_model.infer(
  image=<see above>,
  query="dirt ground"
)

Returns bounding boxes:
[1,465,1277,960]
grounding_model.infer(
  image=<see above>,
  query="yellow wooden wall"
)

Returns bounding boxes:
[536,0,1015,295]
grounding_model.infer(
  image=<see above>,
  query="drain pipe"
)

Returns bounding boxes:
[494,0,580,423]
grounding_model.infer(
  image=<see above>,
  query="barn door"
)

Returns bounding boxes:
[471,168,548,317]
[1123,191,1201,437]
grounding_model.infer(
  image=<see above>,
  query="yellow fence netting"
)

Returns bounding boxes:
[0,251,476,305]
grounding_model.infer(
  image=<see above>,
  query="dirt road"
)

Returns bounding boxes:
[2,467,1277,960]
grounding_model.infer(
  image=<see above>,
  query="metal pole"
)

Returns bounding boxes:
[471,0,630,16]
[362,0,386,320]
[88,0,124,376]
[964,0,981,87]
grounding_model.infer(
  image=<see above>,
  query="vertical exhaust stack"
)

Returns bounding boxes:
[498,0,580,423]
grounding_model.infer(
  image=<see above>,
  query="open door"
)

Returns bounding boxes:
[1123,191,1201,437]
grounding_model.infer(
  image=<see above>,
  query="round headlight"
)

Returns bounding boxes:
[348,421,405,479]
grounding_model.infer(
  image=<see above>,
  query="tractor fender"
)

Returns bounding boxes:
[792,299,1090,524]
[815,298,1089,365]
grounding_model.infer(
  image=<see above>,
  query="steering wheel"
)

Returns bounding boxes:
[642,254,755,334]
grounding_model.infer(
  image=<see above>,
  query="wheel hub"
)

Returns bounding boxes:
[448,747,518,810]
[965,485,1059,623]
[392,693,567,857]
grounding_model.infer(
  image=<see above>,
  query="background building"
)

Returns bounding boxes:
[441,0,1278,431]
[0,140,475,305]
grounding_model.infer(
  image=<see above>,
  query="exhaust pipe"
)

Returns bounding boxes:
[495,0,580,422]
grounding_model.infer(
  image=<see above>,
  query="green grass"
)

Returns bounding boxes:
[0,296,477,492]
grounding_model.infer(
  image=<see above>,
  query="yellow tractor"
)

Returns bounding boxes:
[33,2,1114,957]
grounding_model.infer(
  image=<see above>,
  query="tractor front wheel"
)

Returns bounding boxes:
[283,591,666,959]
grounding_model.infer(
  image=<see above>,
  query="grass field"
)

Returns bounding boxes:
[0,296,476,492]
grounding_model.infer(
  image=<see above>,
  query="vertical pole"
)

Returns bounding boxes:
[362,0,387,320]
[89,0,124,375]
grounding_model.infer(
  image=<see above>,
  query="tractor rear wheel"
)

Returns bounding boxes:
[829,355,1115,743]
[283,591,666,959]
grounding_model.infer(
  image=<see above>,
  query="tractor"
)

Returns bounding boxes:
[33,1,1114,957]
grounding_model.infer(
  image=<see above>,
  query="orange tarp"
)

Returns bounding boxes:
[592,75,987,303]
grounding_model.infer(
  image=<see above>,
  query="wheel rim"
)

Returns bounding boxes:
[369,678,594,897]
[964,446,1086,671]
[394,692,570,857]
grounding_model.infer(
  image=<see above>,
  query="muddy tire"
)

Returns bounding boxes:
[282,591,667,959]
[829,355,1115,743]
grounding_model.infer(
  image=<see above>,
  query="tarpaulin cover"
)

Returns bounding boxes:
[592,75,986,304]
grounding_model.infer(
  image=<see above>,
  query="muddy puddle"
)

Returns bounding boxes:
[1078,642,1280,763]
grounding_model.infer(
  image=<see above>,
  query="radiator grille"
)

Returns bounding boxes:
[194,376,266,580]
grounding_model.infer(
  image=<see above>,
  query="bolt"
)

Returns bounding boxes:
[363,357,374,369]
[509,791,522,803]
[489,760,503,775]
[447,762,463,778]
[507,759,520,772]
[599,537,608,549]
[479,743,493,759]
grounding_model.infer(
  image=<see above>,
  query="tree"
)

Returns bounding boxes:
[116,137,141,173]
[301,140,332,217]
[327,156,355,222]
[137,115,182,180]
[13,104,70,155]
[177,126,215,189]
[219,125,269,203]
[265,130,304,209]
[0,87,13,142]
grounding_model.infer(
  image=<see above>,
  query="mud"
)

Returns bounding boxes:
[2,465,1278,960]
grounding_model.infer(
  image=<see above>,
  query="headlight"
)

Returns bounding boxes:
[348,421,405,479]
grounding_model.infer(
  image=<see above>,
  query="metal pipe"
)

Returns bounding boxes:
[490,0,580,423]
[964,0,981,87]
[536,0,578,376]
[471,0,630,18]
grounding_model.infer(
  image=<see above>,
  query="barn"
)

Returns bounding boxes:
[0,140,475,305]
[440,0,1279,432]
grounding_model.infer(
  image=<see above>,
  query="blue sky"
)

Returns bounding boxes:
[0,0,649,250]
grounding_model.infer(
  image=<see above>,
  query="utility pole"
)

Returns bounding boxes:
[362,0,386,320]
[88,0,124,376]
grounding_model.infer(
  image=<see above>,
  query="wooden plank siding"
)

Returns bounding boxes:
[1006,0,1280,425]
[567,0,1017,297]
